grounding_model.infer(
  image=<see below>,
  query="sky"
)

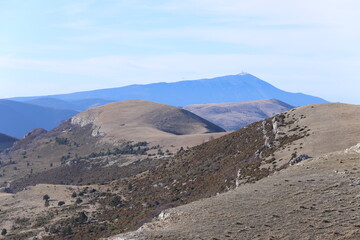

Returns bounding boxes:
[0,0,360,103]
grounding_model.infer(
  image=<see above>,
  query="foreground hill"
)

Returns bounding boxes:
[184,99,294,131]
[0,133,17,152]
[10,73,327,107]
[0,100,77,138]
[113,145,360,240]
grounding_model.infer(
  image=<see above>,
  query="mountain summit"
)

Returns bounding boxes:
[11,74,327,108]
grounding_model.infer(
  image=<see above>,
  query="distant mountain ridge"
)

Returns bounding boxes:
[0,133,17,151]
[24,98,115,111]
[9,73,327,108]
[0,100,77,138]
[184,99,294,131]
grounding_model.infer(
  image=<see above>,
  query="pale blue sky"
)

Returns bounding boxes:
[1,0,360,103]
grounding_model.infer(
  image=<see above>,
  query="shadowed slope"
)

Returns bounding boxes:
[0,133,17,152]
[0,100,77,138]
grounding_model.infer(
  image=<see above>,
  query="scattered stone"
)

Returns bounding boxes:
[289,154,310,165]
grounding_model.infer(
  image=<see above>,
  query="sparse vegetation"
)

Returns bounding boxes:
[75,198,82,204]
[55,137,69,145]
[43,194,50,201]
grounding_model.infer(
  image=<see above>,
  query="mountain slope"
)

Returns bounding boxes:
[0,100,78,138]
[184,99,294,131]
[25,97,114,111]
[10,74,327,107]
[0,133,17,152]
[104,103,360,240]
[112,145,360,240]
[25,97,81,111]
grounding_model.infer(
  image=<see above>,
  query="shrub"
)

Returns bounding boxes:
[62,225,72,236]
[55,137,69,145]
[75,198,83,204]
[76,212,88,224]
[43,194,50,201]
[109,195,123,207]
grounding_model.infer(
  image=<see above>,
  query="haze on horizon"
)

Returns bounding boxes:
[0,0,359,103]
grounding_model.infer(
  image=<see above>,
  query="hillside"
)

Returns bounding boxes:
[0,100,225,190]
[2,103,359,240]
[184,99,294,131]
[0,100,78,138]
[0,133,17,152]
[108,102,360,240]
[10,73,327,107]
[112,145,360,240]
[71,100,225,143]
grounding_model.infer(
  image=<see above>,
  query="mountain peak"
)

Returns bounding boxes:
[8,74,327,108]
[237,71,250,76]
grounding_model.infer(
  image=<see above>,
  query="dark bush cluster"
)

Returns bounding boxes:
[55,137,69,145]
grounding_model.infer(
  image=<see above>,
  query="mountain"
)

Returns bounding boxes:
[25,97,115,111]
[184,99,294,131]
[70,98,116,110]
[0,133,17,152]
[3,102,358,240]
[10,73,327,107]
[0,100,225,190]
[0,100,78,138]
[25,98,81,111]
[71,100,225,144]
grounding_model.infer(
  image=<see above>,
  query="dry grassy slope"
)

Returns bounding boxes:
[0,183,110,240]
[71,100,225,147]
[271,103,360,163]
[0,122,106,188]
[112,146,360,240]
[183,99,294,131]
